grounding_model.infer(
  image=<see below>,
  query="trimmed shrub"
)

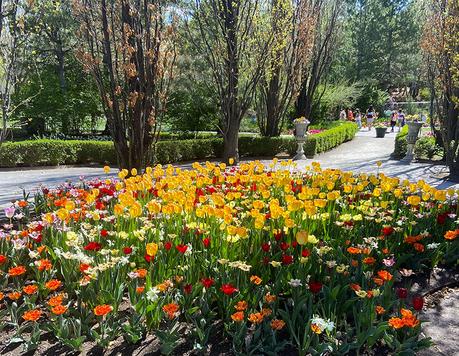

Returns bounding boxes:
[153,138,223,164]
[392,125,409,159]
[0,122,358,168]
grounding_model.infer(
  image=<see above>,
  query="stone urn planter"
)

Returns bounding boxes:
[401,121,423,163]
[293,118,310,160]
[375,127,387,138]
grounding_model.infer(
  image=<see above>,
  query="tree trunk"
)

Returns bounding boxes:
[446,87,459,181]
[56,46,66,94]
[264,67,281,137]
[223,122,239,163]
[295,80,313,121]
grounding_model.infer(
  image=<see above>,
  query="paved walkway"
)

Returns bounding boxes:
[0,129,457,210]
[279,129,457,189]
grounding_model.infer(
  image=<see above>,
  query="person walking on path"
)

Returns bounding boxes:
[366,106,376,131]
[347,108,354,121]
[390,110,397,132]
[339,108,346,121]
[397,109,406,131]
[355,109,362,129]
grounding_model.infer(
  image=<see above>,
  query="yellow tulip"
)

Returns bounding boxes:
[64,201,75,211]
[296,230,308,245]
[407,195,421,206]
[146,242,158,256]
[56,208,69,221]
[129,202,142,218]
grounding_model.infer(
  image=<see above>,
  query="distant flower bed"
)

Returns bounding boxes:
[308,129,323,135]
[1,161,456,353]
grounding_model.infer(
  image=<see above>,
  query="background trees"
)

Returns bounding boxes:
[256,0,317,137]
[0,0,451,170]
[187,0,272,162]
[294,0,344,122]
[0,0,35,143]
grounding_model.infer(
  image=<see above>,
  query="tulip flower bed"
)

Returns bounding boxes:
[0,161,458,354]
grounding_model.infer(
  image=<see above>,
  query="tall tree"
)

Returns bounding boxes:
[27,0,77,94]
[188,0,271,162]
[294,0,344,122]
[256,0,317,137]
[349,0,422,91]
[0,0,35,143]
[422,0,459,179]
[11,0,101,135]
[73,0,177,170]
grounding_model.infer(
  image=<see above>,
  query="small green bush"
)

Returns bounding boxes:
[0,122,358,168]
[414,136,443,160]
[392,125,408,159]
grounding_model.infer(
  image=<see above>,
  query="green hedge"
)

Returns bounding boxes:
[0,140,118,167]
[301,122,358,157]
[392,125,408,159]
[0,122,357,167]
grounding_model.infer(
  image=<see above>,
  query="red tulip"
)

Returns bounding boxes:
[309,281,323,294]
[280,242,289,251]
[302,249,310,257]
[437,213,447,225]
[164,241,172,251]
[123,247,132,255]
[220,283,238,295]
[282,254,294,265]
[397,287,408,299]
[274,231,283,241]
[202,238,210,248]
[201,278,215,289]
[262,243,270,252]
[412,296,424,310]
[176,244,188,254]
[84,242,102,251]
[382,226,394,236]
[184,283,192,295]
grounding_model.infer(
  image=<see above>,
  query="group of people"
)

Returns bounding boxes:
[389,109,406,132]
[339,107,411,132]
[339,106,378,131]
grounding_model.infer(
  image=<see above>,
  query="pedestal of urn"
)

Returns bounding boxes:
[293,120,310,161]
[401,121,423,164]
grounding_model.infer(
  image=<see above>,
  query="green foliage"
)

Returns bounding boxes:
[393,125,408,159]
[311,82,363,121]
[153,139,223,164]
[0,140,117,167]
[299,122,359,157]
[414,136,443,160]
[345,0,422,90]
[0,123,358,167]
[354,81,390,115]
[164,83,219,133]
[12,60,103,135]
